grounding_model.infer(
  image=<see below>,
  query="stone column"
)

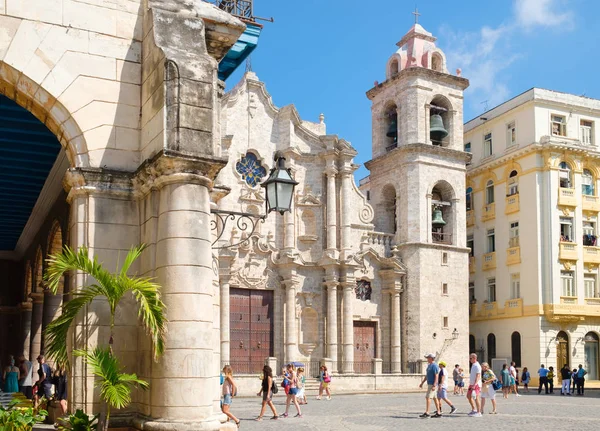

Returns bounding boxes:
[219,254,235,367]
[339,169,352,259]
[29,292,43,362]
[41,288,62,355]
[342,281,354,373]
[325,165,338,254]
[324,276,338,372]
[284,199,295,251]
[282,276,298,363]
[19,302,32,360]
[390,289,402,373]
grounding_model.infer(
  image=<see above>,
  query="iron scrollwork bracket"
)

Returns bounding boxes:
[211,209,266,249]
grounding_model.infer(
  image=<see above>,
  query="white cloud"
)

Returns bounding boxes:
[514,0,573,28]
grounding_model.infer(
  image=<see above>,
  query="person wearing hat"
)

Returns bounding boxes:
[418,353,441,418]
[436,361,457,415]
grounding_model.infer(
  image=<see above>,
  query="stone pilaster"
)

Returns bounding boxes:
[219,253,235,367]
[282,276,298,363]
[29,292,43,362]
[19,302,32,360]
[341,280,354,373]
[41,283,62,356]
[380,268,403,373]
[323,273,338,372]
[325,163,338,255]
[339,168,352,259]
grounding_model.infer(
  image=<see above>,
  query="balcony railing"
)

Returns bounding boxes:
[583,246,600,264]
[558,187,577,206]
[432,232,452,244]
[506,246,521,265]
[559,242,578,260]
[582,194,600,212]
[482,251,496,270]
[466,209,475,226]
[481,202,495,221]
[505,194,519,214]
[509,236,520,248]
[207,0,254,21]
[364,231,395,257]
[560,296,578,305]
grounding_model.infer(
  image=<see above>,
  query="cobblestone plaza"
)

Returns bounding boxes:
[229,390,600,430]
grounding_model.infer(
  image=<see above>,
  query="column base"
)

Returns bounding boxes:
[134,413,235,431]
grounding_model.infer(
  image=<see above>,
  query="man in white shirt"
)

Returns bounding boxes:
[18,354,33,399]
[467,353,482,417]
[509,361,521,397]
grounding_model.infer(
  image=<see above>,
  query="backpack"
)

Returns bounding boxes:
[271,379,279,394]
[281,377,289,388]
[492,379,502,391]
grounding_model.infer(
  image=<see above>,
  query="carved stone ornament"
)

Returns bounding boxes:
[355,280,372,301]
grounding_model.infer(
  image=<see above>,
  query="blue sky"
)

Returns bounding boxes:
[226,0,598,180]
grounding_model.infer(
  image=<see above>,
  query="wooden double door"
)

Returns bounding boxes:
[354,321,376,374]
[229,288,273,374]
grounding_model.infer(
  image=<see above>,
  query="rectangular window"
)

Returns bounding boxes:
[585,275,597,298]
[583,221,596,245]
[511,273,521,299]
[559,167,571,188]
[552,115,566,136]
[484,133,493,157]
[561,271,575,297]
[582,172,594,196]
[560,217,574,242]
[442,283,448,295]
[467,234,474,257]
[509,221,519,248]
[464,142,471,153]
[442,252,448,265]
[487,277,496,302]
[507,122,516,146]
[487,228,495,253]
[469,282,475,302]
[581,120,593,145]
[366,190,370,201]
[443,316,449,328]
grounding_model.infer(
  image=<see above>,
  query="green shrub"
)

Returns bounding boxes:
[0,400,47,431]
[57,409,98,431]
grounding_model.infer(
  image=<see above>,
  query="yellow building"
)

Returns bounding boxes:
[466,88,600,383]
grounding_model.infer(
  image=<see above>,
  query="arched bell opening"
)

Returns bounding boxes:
[378,184,397,234]
[429,96,453,147]
[430,181,455,245]
[384,104,398,151]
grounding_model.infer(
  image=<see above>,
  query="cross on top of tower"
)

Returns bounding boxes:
[412,7,421,24]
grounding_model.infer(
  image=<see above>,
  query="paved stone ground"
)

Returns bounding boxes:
[227,390,600,430]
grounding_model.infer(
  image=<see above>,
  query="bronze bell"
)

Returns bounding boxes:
[432,207,446,227]
[386,118,398,140]
[430,114,449,143]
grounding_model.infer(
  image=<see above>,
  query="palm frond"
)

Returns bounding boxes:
[45,285,105,366]
[121,276,167,359]
[44,246,115,298]
[119,244,147,279]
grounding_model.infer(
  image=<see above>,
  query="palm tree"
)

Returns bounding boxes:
[74,347,149,430]
[44,244,167,367]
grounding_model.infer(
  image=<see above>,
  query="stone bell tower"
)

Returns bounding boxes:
[363,21,471,370]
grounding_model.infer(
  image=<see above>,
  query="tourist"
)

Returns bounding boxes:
[457,367,465,395]
[452,364,460,395]
[221,365,240,427]
[282,363,302,418]
[509,361,521,396]
[576,364,587,395]
[560,364,571,395]
[316,365,331,400]
[36,355,53,401]
[436,361,457,415]
[538,364,549,394]
[547,366,555,394]
[296,367,307,405]
[18,354,33,399]
[255,365,278,421]
[281,367,291,396]
[3,356,20,393]
[32,366,45,408]
[467,353,482,417]
[480,362,497,415]
[571,368,578,394]
[500,363,510,399]
[521,367,530,392]
[418,353,440,418]
[52,366,68,425]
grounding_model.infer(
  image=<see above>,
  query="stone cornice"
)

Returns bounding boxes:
[19,301,33,311]
[63,167,134,203]
[365,143,471,171]
[29,292,44,303]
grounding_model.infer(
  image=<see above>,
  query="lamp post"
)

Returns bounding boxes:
[211,151,298,249]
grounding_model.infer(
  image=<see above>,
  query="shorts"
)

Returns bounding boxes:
[437,387,448,399]
[297,388,305,399]
[321,382,329,389]
[481,385,496,399]
[454,379,459,386]
[458,382,465,388]
[425,385,438,399]
[289,387,299,396]
[262,392,272,402]
[509,377,515,386]
[222,394,232,405]
[467,384,481,397]
[40,384,52,399]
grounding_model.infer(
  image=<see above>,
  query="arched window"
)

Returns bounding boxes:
[511,331,522,367]
[389,59,399,77]
[487,333,496,364]
[486,180,495,204]
[431,53,443,72]
[508,170,518,196]
[582,169,595,196]
[466,187,473,211]
[385,105,398,150]
[380,185,397,233]
[430,95,452,147]
[559,162,572,188]
[431,182,455,245]
[584,332,599,381]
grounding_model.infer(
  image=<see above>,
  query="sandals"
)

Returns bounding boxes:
[270,416,278,420]
[255,417,263,421]
[235,420,240,428]
[294,413,303,418]
[281,413,288,418]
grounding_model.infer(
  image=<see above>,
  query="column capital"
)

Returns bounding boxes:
[281,276,300,289]
[19,301,33,311]
[341,281,355,292]
[63,167,134,203]
[324,166,338,177]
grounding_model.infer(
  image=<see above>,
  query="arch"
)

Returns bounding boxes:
[487,333,496,363]
[431,52,443,72]
[429,180,456,201]
[485,180,495,204]
[379,184,397,233]
[0,62,88,167]
[383,103,398,149]
[556,330,570,371]
[34,246,44,292]
[386,54,402,79]
[47,221,64,294]
[24,261,32,300]
[429,95,453,147]
[582,168,595,196]
[431,180,456,245]
[511,331,522,367]
[584,331,599,380]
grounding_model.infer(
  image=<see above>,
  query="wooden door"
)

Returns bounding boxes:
[353,321,376,374]
[230,288,273,374]
[557,331,569,372]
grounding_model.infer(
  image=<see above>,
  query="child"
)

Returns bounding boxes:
[221,365,240,427]
[296,367,307,405]
[548,366,555,393]
[521,367,530,392]
[457,367,465,395]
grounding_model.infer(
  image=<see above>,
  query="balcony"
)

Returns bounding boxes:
[466,210,475,227]
[582,195,600,212]
[469,256,475,273]
[505,194,519,214]
[560,296,578,305]
[558,188,577,206]
[482,251,496,271]
[505,298,524,316]
[583,246,600,264]
[506,247,521,265]
[585,298,600,305]
[481,202,495,222]
[559,242,578,260]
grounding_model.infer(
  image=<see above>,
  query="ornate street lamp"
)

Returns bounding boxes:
[211,151,298,249]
